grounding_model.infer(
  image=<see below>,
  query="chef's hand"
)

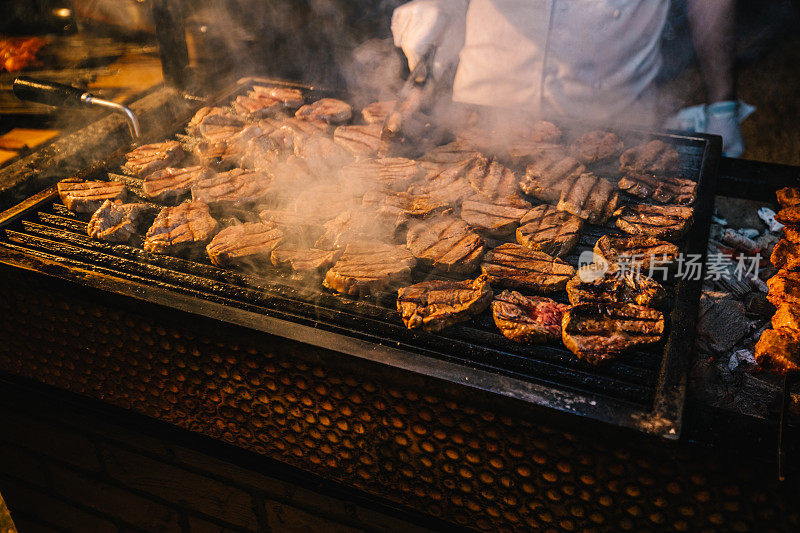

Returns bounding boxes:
[706,101,745,158]
[391,0,468,80]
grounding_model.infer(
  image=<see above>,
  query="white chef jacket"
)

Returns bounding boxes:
[451,0,669,125]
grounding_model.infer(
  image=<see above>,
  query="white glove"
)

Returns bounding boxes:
[664,100,755,158]
[391,0,468,80]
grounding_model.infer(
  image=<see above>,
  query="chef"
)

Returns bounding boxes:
[392,0,744,156]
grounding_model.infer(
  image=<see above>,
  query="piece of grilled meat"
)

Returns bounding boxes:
[520,152,586,203]
[775,206,800,226]
[419,141,483,172]
[233,86,303,118]
[460,195,532,238]
[206,222,284,267]
[613,204,694,241]
[333,124,382,158]
[755,328,800,373]
[87,200,148,243]
[323,241,416,296]
[771,240,800,271]
[406,216,486,274]
[767,270,800,307]
[293,133,354,175]
[187,107,243,141]
[619,139,680,175]
[362,190,451,234]
[252,85,305,107]
[481,243,575,293]
[773,304,800,332]
[142,166,211,202]
[296,98,352,124]
[57,178,126,213]
[191,168,272,208]
[617,173,697,205]
[144,200,218,254]
[492,290,568,344]
[361,100,396,125]
[569,131,624,165]
[271,247,341,277]
[562,303,665,364]
[340,157,425,192]
[410,161,477,207]
[515,205,583,258]
[777,187,800,209]
[556,173,620,224]
[566,265,666,307]
[397,275,493,332]
[264,117,332,151]
[123,141,184,177]
[465,157,519,200]
[593,234,680,272]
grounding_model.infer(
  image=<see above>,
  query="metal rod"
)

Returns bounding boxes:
[81,95,141,139]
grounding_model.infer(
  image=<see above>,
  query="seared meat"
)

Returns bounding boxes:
[396,275,493,332]
[323,241,416,296]
[234,86,303,118]
[362,190,451,233]
[492,290,568,344]
[613,204,694,241]
[569,131,623,164]
[566,265,666,307]
[87,200,148,243]
[460,195,532,238]
[292,184,359,222]
[123,141,183,177]
[361,100,396,124]
[206,222,284,267]
[617,173,697,205]
[771,240,800,271]
[419,141,482,171]
[755,328,800,373]
[333,124,382,158]
[187,107,243,141]
[315,210,393,250]
[773,304,800,332]
[525,121,563,143]
[293,134,354,175]
[251,85,305,107]
[515,205,583,258]
[406,216,485,274]
[142,166,211,202]
[556,173,620,224]
[144,200,218,254]
[784,227,800,244]
[410,159,477,207]
[340,157,425,192]
[767,270,800,307]
[57,178,126,213]
[191,168,272,208]
[508,140,564,165]
[481,243,575,293]
[271,247,341,276]
[562,303,665,364]
[775,206,800,226]
[264,117,332,151]
[593,234,680,271]
[619,140,680,175]
[466,157,519,200]
[520,152,586,203]
[192,139,241,168]
[777,187,800,208]
[295,98,352,124]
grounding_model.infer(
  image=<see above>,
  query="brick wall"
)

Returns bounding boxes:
[0,383,436,533]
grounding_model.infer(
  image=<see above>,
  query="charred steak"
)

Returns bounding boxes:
[556,173,620,224]
[144,200,218,254]
[406,216,485,274]
[410,161,476,207]
[515,205,583,258]
[617,173,697,205]
[613,204,694,241]
[57,178,126,213]
[419,141,482,172]
[492,290,569,344]
[777,187,800,209]
[187,107,243,141]
[323,241,416,296]
[333,124,382,158]
[251,85,305,107]
[562,303,665,364]
[361,100,396,125]
[593,234,680,272]
[206,222,284,267]
[295,98,352,124]
[465,157,519,200]
[87,200,148,243]
[569,130,624,164]
[481,243,575,293]
[271,247,341,276]
[566,265,666,307]
[619,140,680,175]
[340,157,425,192]
[191,168,272,208]
[142,166,211,202]
[362,190,451,233]
[460,195,532,238]
[123,141,183,177]
[771,240,800,271]
[396,275,493,332]
[233,87,302,118]
[520,152,586,203]
[755,328,800,373]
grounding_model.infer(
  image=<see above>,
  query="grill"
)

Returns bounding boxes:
[0,78,720,438]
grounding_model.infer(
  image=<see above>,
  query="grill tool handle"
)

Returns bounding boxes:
[12,76,141,139]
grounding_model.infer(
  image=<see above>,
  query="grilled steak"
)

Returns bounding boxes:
[251,85,305,107]
[460,195,531,238]
[466,157,519,199]
[406,216,485,274]
[144,200,218,253]
[419,141,482,170]
[562,303,665,363]
[481,243,575,293]
[569,131,623,164]
[315,210,393,250]
[396,275,493,332]
[123,141,183,177]
[87,200,148,243]
[508,140,564,165]
[775,206,800,226]
[617,173,697,205]
[520,152,586,203]
[362,190,451,233]
[755,328,800,373]
[566,265,666,307]
[767,270,800,307]
[57,178,126,213]
[191,168,272,208]
[783,227,800,244]
[593,235,680,272]
[777,187,800,208]
[142,166,211,202]
[234,86,303,118]
[619,140,680,175]
[296,98,352,124]
[292,184,359,222]
[410,160,477,207]
[192,139,240,168]
[333,124,382,158]
[271,247,341,276]
[525,121,563,143]
[771,240,800,271]
[515,205,583,258]
[613,204,694,241]
[340,157,425,192]
[361,100,396,124]
[492,290,568,344]
[323,241,416,296]
[187,107,243,141]
[206,222,284,267]
[264,117,331,151]
[556,173,620,224]
[773,304,800,332]
[293,134,354,175]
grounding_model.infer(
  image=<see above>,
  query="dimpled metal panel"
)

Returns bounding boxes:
[0,269,798,532]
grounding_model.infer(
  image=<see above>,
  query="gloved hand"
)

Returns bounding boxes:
[706,101,745,158]
[391,0,468,80]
